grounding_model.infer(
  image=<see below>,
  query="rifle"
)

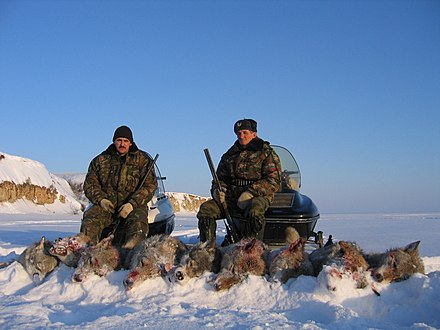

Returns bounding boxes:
[203,148,240,243]
[104,153,159,239]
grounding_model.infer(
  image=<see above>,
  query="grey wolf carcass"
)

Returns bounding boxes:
[365,240,425,283]
[18,236,59,284]
[213,238,270,291]
[123,234,188,290]
[72,235,120,282]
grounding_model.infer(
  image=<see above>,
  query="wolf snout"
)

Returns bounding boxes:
[372,270,384,282]
[72,273,84,282]
[124,278,135,291]
[175,270,185,281]
[124,271,139,290]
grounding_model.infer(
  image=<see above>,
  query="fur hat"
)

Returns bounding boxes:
[234,119,257,133]
[113,125,133,143]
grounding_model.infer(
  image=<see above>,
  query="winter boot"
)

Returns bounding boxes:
[198,218,217,243]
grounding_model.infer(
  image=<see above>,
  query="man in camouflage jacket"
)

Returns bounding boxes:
[197,119,281,245]
[80,125,157,249]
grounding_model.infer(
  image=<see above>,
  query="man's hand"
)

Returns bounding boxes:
[213,188,226,204]
[100,199,115,213]
[118,203,133,218]
[237,191,254,209]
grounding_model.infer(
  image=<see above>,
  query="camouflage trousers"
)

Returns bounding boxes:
[80,204,149,248]
[197,196,270,244]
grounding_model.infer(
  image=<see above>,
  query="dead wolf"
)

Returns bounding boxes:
[18,236,59,284]
[213,238,270,291]
[49,232,91,267]
[123,234,188,290]
[72,235,120,282]
[365,240,425,283]
[269,227,314,283]
[166,240,222,285]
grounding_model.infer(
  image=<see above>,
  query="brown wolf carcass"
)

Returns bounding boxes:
[269,227,314,283]
[166,240,222,285]
[213,238,270,291]
[18,236,59,284]
[309,240,370,290]
[49,232,91,267]
[365,240,425,283]
[123,234,188,290]
[72,235,120,282]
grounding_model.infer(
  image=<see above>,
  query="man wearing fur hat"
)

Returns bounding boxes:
[80,125,157,249]
[197,119,282,246]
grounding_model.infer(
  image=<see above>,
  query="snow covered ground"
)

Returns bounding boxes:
[1,211,440,329]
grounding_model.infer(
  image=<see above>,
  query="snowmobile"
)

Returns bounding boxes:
[147,164,175,236]
[205,145,322,248]
[262,145,322,248]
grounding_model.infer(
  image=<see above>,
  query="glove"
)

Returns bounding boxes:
[213,188,226,204]
[118,202,134,219]
[237,191,254,210]
[100,199,115,213]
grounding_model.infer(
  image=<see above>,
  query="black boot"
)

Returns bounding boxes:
[198,218,217,242]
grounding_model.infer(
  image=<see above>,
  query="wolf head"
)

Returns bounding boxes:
[369,241,425,283]
[166,240,222,285]
[72,235,120,283]
[309,240,368,277]
[123,234,188,290]
[49,232,91,267]
[18,236,59,284]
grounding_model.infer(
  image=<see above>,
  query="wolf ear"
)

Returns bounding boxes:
[404,241,421,255]
[38,236,47,249]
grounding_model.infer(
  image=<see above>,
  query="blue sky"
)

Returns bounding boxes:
[1,0,439,213]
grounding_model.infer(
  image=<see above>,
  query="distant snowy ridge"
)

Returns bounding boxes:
[0,152,208,215]
[167,191,209,214]
[0,152,82,214]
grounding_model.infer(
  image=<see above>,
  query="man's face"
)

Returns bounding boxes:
[236,130,256,146]
[114,138,132,156]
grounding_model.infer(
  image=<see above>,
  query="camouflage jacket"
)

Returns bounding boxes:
[84,143,158,210]
[214,137,281,203]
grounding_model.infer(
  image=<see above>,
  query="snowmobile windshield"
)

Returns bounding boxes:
[271,145,301,191]
[154,164,166,195]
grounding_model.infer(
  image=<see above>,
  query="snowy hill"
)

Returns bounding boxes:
[55,172,88,207]
[0,152,82,214]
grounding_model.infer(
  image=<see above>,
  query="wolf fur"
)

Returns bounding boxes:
[18,236,59,284]
[123,234,188,290]
[213,238,270,291]
[309,240,370,290]
[166,240,222,285]
[365,240,425,283]
[269,227,314,283]
[49,232,91,267]
[72,235,120,282]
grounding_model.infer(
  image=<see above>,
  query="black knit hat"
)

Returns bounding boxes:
[234,119,257,133]
[113,125,133,143]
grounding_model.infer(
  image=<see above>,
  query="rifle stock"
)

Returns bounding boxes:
[203,148,240,243]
